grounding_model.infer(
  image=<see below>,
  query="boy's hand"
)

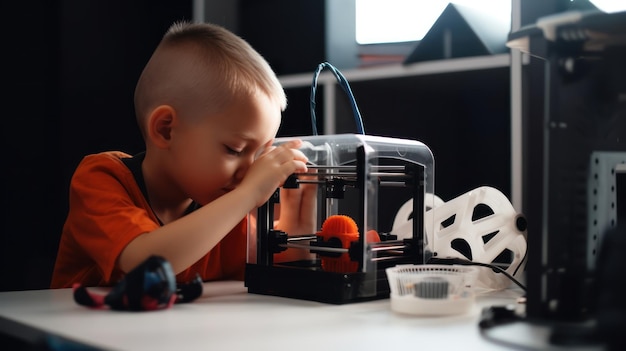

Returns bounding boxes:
[275,171,317,235]
[242,139,308,207]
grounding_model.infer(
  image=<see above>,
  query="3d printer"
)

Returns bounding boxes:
[245,134,435,304]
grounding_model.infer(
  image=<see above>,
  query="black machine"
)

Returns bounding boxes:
[490,8,626,350]
[244,134,436,304]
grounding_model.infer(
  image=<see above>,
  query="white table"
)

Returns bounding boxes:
[0,281,524,351]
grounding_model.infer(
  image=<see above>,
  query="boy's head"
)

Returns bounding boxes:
[134,21,286,139]
[134,22,288,205]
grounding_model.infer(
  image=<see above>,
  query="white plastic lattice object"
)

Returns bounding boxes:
[392,186,527,291]
[385,264,479,316]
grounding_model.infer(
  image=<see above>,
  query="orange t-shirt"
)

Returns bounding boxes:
[51,151,246,288]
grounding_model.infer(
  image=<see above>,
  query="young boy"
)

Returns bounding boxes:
[51,21,315,288]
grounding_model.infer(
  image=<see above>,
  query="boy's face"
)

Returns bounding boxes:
[166,92,281,205]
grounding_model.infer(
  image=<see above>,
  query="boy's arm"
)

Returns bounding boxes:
[118,140,308,274]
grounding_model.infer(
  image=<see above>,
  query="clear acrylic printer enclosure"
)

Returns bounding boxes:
[245,134,434,304]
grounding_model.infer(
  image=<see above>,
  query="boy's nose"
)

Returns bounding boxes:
[234,156,255,181]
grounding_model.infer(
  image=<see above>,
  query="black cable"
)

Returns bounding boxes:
[479,322,540,351]
[427,257,527,292]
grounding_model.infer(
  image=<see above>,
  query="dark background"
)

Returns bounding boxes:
[2,1,192,291]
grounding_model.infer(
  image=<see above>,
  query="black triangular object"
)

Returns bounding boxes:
[404,3,510,64]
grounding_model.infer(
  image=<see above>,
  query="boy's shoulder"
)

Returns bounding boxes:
[82,151,133,163]
[74,151,135,180]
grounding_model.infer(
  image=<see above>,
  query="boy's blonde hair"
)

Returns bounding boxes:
[134,21,286,138]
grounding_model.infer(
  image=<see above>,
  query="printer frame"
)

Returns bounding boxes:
[244,134,434,304]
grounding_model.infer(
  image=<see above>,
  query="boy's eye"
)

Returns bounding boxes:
[225,146,242,156]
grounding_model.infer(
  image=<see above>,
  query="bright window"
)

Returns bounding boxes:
[590,0,626,13]
[355,0,511,44]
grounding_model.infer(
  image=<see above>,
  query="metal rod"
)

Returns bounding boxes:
[296,179,408,189]
[292,173,358,180]
[295,172,409,179]
[373,172,411,178]
[320,172,409,178]
[385,250,407,255]
[370,244,409,252]
[307,165,355,170]
[296,180,327,185]
[374,166,407,171]
[286,235,317,242]
[280,243,348,254]
[296,179,408,188]
[296,172,333,177]
[283,243,408,253]
[307,165,407,171]
[371,256,407,262]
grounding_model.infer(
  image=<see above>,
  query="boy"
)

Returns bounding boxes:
[51,21,315,288]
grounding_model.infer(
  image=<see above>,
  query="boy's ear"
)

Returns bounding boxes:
[147,105,177,149]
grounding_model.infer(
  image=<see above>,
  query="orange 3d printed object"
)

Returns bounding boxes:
[317,215,381,273]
